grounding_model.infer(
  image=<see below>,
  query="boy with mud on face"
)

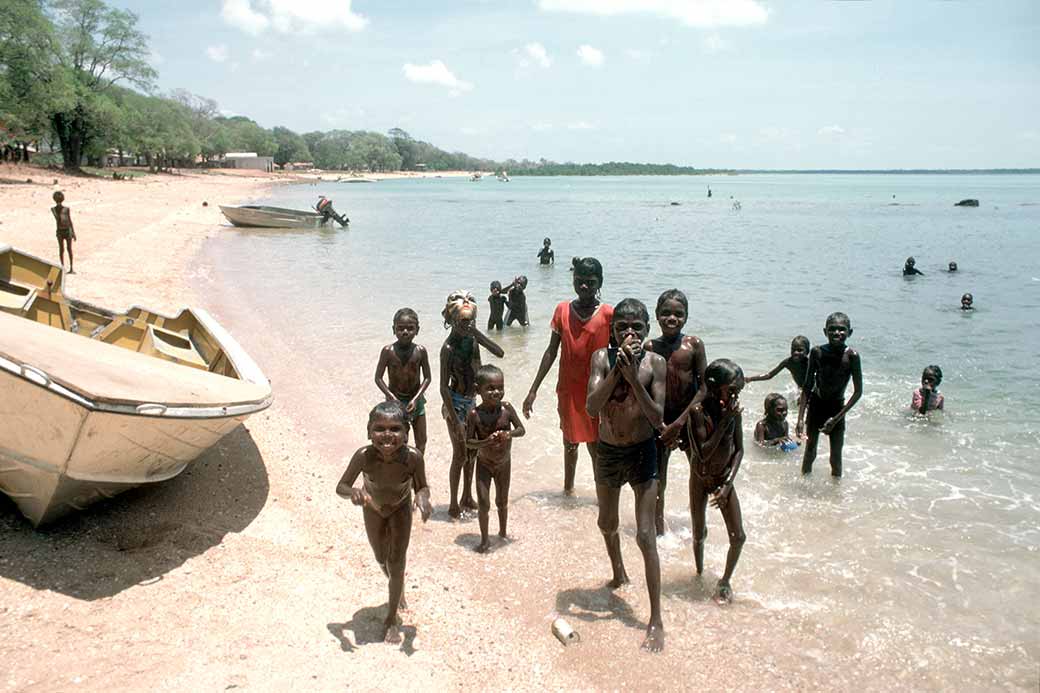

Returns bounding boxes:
[586,298,667,652]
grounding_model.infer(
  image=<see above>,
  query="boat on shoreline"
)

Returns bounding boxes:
[0,245,272,526]
[220,204,346,229]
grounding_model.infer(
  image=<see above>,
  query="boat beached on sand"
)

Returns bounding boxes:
[0,245,272,526]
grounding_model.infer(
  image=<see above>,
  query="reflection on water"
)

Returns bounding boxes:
[206,174,1038,688]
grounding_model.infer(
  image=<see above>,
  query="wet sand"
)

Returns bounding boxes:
[0,165,1019,691]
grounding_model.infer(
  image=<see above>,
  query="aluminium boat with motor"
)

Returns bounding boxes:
[0,244,272,526]
[220,197,348,229]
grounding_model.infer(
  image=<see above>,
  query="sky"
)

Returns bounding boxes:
[113,0,1039,168]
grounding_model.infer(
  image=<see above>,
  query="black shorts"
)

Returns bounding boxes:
[808,394,845,434]
[595,437,658,488]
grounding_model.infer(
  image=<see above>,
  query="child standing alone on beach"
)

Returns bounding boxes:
[466,364,525,553]
[374,308,432,454]
[336,402,432,644]
[440,291,505,518]
[50,191,76,274]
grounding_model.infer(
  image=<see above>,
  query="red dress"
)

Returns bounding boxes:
[551,301,614,444]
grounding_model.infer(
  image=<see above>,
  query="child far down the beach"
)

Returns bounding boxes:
[50,191,76,274]
[796,312,863,477]
[335,401,432,644]
[440,290,505,519]
[643,289,707,536]
[466,364,525,553]
[374,308,432,454]
[586,298,667,652]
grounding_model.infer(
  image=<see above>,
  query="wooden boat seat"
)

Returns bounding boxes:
[0,311,269,407]
[140,324,208,371]
[0,280,38,313]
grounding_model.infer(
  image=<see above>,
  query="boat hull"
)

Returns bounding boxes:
[220,205,328,229]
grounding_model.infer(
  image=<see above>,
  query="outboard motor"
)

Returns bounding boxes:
[315,196,350,227]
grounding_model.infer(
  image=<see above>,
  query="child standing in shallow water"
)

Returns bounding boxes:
[335,402,432,644]
[746,336,811,404]
[487,281,508,331]
[645,289,706,536]
[374,308,432,454]
[466,364,525,553]
[440,291,505,518]
[911,365,944,414]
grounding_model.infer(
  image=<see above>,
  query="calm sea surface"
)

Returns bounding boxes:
[205,174,1038,687]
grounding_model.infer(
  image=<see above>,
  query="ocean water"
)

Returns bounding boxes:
[206,174,1038,687]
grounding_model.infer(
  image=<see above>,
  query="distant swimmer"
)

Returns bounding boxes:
[961,293,974,310]
[948,261,958,272]
[732,200,742,211]
[903,257,924,276]
[707,187,712,198]
[537,237,555,265]
[911,365,944,414]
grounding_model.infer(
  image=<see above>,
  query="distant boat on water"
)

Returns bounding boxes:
[470,172,482,181]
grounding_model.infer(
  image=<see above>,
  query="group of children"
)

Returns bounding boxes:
[903,256,976,311]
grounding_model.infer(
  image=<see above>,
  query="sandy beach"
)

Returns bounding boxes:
[2,165,1031,692]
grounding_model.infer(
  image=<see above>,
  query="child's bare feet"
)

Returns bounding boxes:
[475,540,489,553]
[714,580,733,604]
[383,621,402,644]
[497,529,507,539]
[563,487,576,497]
[448,504,461,519]
[608,570,630,589]
[641,623,665,652]
[461,496,478,511]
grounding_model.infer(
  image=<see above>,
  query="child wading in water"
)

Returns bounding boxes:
[796,312,863,477]
[335,402,432,644]
[746,336,811,404]
[684,359,747,603]
[440,291,505,518]
[487,281,508,331]
[375,308,432,454]
[537,237,554,265]
[586,298,667,652]
[466,364,525,552]
[505,275,529,327]
[754,393,797,450]
[50,191,77,274]
[911,365,944,413]
[644,289,706,536]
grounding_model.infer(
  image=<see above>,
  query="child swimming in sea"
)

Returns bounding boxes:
[911,365,944,414]
[466,364,525,553]
[440,290,505,518]
[335,401,432,644]
[754,393,798,450]
[644,289,707,536]
[537,237,554,265]
[374,308,432,454]
[961,293,974,310]
[487,281,508,331]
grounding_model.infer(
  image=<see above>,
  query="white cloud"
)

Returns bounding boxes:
[251,48,271,61]
[702,34,730,54]
[539,0,769,28]
[759,126,792,141]
[577,45,604,67]
[531,122,554,131]
[567,121,597,130]
[220,0,367,35]
[524,43,552,68]
[818,124,846,136]
[206,44,229,63]
[402,60,474,93]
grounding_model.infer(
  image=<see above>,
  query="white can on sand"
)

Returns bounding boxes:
[551,617,580,645]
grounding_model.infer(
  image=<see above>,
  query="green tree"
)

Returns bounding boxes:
[272,125,310,167]
[46,0,155,169]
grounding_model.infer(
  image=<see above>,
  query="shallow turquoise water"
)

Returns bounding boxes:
[206,174,1039,687]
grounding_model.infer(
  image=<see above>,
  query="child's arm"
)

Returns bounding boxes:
[795,350,819,438]
[823,350,863,433]
[470,325,504,358]
[586,348,622,416]
[373,347,396,400]
[414,346,433,403]
[465,410,492,449]
[711,413,744,508]
[439,342,460,430]
[68,210,76,240]
[335,449,370,507]
[754,420,766,444]
[410,451,432,522]
[746,358,787,383]
[524,331,561,417]
[627,350,666,431]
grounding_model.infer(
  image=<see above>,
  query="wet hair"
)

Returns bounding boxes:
[393,307,419,326]
[948,261,958,271]
[476,363,503,387]
[764,393,788,417]
[704,358,745,391]
[543,237,551,245]
[517,275,528,288]
[368,400,410,432]
[655,288,688,315]
[571,256,603,283]
[52,191,65,203]
[490,280,502,291]
[922,365,943,385]
[791,335,810,352]
[825,311,851,328]
[612,298,650,325]
[962,292,973,302]
[905,256,916,266]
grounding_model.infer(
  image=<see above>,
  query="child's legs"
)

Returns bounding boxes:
[362,505,391,572]
[385,502,413,624]
[476,463,492,542]
[412,414,427,455]
[595,482,627,583]
[461,447,477,507]
[654,441,672,535]
[688,475,710,574]
[563,438,579,492]
[632,479,662,626]
[446,411,466,511]
[718,487,746,585]
[65,237,73,269]
[494,461,511,536]
[827,424,846,477]
[801,427,821,474]
[57,236,66,266]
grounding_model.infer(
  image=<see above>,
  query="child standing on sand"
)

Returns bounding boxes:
[374,308,432,454]
[50,191,76,274]
[796,312,863,478]
[645,289,706,536]
[440,291,505,518]
[754,393,797,450]
[911,365,944,414]
[335,402,432,644]
[466,364,525,553]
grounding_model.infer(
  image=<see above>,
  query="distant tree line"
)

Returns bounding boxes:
[507,161,729,176]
